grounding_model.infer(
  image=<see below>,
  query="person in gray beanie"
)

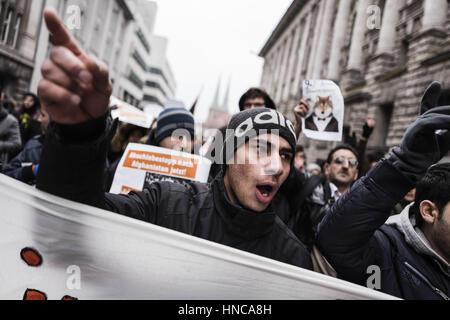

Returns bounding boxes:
[150,107,195,152]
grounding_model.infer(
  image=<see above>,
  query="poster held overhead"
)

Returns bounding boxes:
[109,96,154,129]
[302,80,344,142]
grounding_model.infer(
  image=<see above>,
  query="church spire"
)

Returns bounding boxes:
[210,76,222,110]
[221,77,231,113]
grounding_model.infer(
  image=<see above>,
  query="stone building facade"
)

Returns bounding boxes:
[0,0,44,100]
[259,0,450,162]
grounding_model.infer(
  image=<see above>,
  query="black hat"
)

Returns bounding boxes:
[221,108,297,164]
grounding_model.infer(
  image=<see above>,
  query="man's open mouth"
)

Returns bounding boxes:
[256,184,276,203]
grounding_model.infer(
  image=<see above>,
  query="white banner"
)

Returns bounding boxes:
[0,174,397,300]
[302,80,344,142]
[109,143,212,194]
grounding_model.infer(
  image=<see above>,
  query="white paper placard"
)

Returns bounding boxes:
[302,80,344,142]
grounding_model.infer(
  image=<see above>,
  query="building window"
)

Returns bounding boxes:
[143,94,164,106]
[149,67,171,91]
[133,50,147,72]
[12,14,21,48]
[145,80,167,97]
[1,8,13,44]
[128,70,144,89]
[136,29,150,54]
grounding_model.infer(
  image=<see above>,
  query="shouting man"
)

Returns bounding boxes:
[36,9,312,270]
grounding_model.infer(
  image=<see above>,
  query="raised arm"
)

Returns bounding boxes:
[317,82,450,284]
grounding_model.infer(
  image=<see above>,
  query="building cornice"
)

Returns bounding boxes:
[0,46,34,69]
[258,0,308,57]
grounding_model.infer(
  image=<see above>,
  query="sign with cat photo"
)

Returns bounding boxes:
[302,80,344,142]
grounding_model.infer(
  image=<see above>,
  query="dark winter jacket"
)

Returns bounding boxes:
[317,159,450,300]
[36,115,313,270]
[288,175,339,250]
[2,135,43,184]
[0,105,22,166]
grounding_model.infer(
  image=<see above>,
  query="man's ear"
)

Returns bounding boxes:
[353,169,359,181]
[323,163,330,177]
[419,200,439,224]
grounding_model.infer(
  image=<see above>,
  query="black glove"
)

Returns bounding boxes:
[420,81,441,115]
[389,106,450,183]
[362,122,374,139]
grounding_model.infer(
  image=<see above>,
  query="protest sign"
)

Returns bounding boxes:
[109,143,212,194]
[0,174,397,300]
[302,80,344,142]
[109,96,154,129]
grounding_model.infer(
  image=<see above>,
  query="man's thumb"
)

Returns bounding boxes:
[420,82,441,115]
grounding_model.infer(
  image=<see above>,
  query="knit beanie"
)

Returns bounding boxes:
[154,108,195,146]
[220,108,297,164]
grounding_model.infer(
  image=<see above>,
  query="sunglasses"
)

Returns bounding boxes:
[333,156,358,168]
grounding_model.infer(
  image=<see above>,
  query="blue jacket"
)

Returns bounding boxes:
[317,159,450,300]
[2,135,43,184]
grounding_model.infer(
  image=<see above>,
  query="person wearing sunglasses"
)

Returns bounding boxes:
[288,145,360,252]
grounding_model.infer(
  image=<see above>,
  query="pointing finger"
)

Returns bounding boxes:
[44,8,85,58]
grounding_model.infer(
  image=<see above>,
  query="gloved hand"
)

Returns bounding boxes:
[389,105,450,183]
[420,81,441,115]
[22,164,39,183]
[362,118,375,139]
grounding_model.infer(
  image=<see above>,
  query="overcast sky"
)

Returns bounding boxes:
[150,0,292,122]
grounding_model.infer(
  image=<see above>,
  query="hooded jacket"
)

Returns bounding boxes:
[317,159,450,300]
[0,105,22,165]
[36,115,313,270]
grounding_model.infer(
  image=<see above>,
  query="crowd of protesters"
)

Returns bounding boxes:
[0,8,449,300]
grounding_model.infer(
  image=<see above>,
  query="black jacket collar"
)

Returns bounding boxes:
[212,175,275,240]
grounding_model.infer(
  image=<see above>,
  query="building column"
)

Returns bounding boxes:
[327,0,352,81]
[271,45,284,98]
[282,25,301,101]
[422,0,448,31]
[307,0,326,78]
[275,38,290,102]
[347,0,369,71]
[311,0,335,79]
[377,0,404,54]
[291,13,311,97]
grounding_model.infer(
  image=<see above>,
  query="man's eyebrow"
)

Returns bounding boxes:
[280,147,293,154]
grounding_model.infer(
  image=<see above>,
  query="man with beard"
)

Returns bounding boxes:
[288,145,359,250]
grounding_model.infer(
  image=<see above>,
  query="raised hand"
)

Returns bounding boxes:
[390,104,450,182]
[37,8,112,125]
[420,82,441,115]
[293,99,310,138]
